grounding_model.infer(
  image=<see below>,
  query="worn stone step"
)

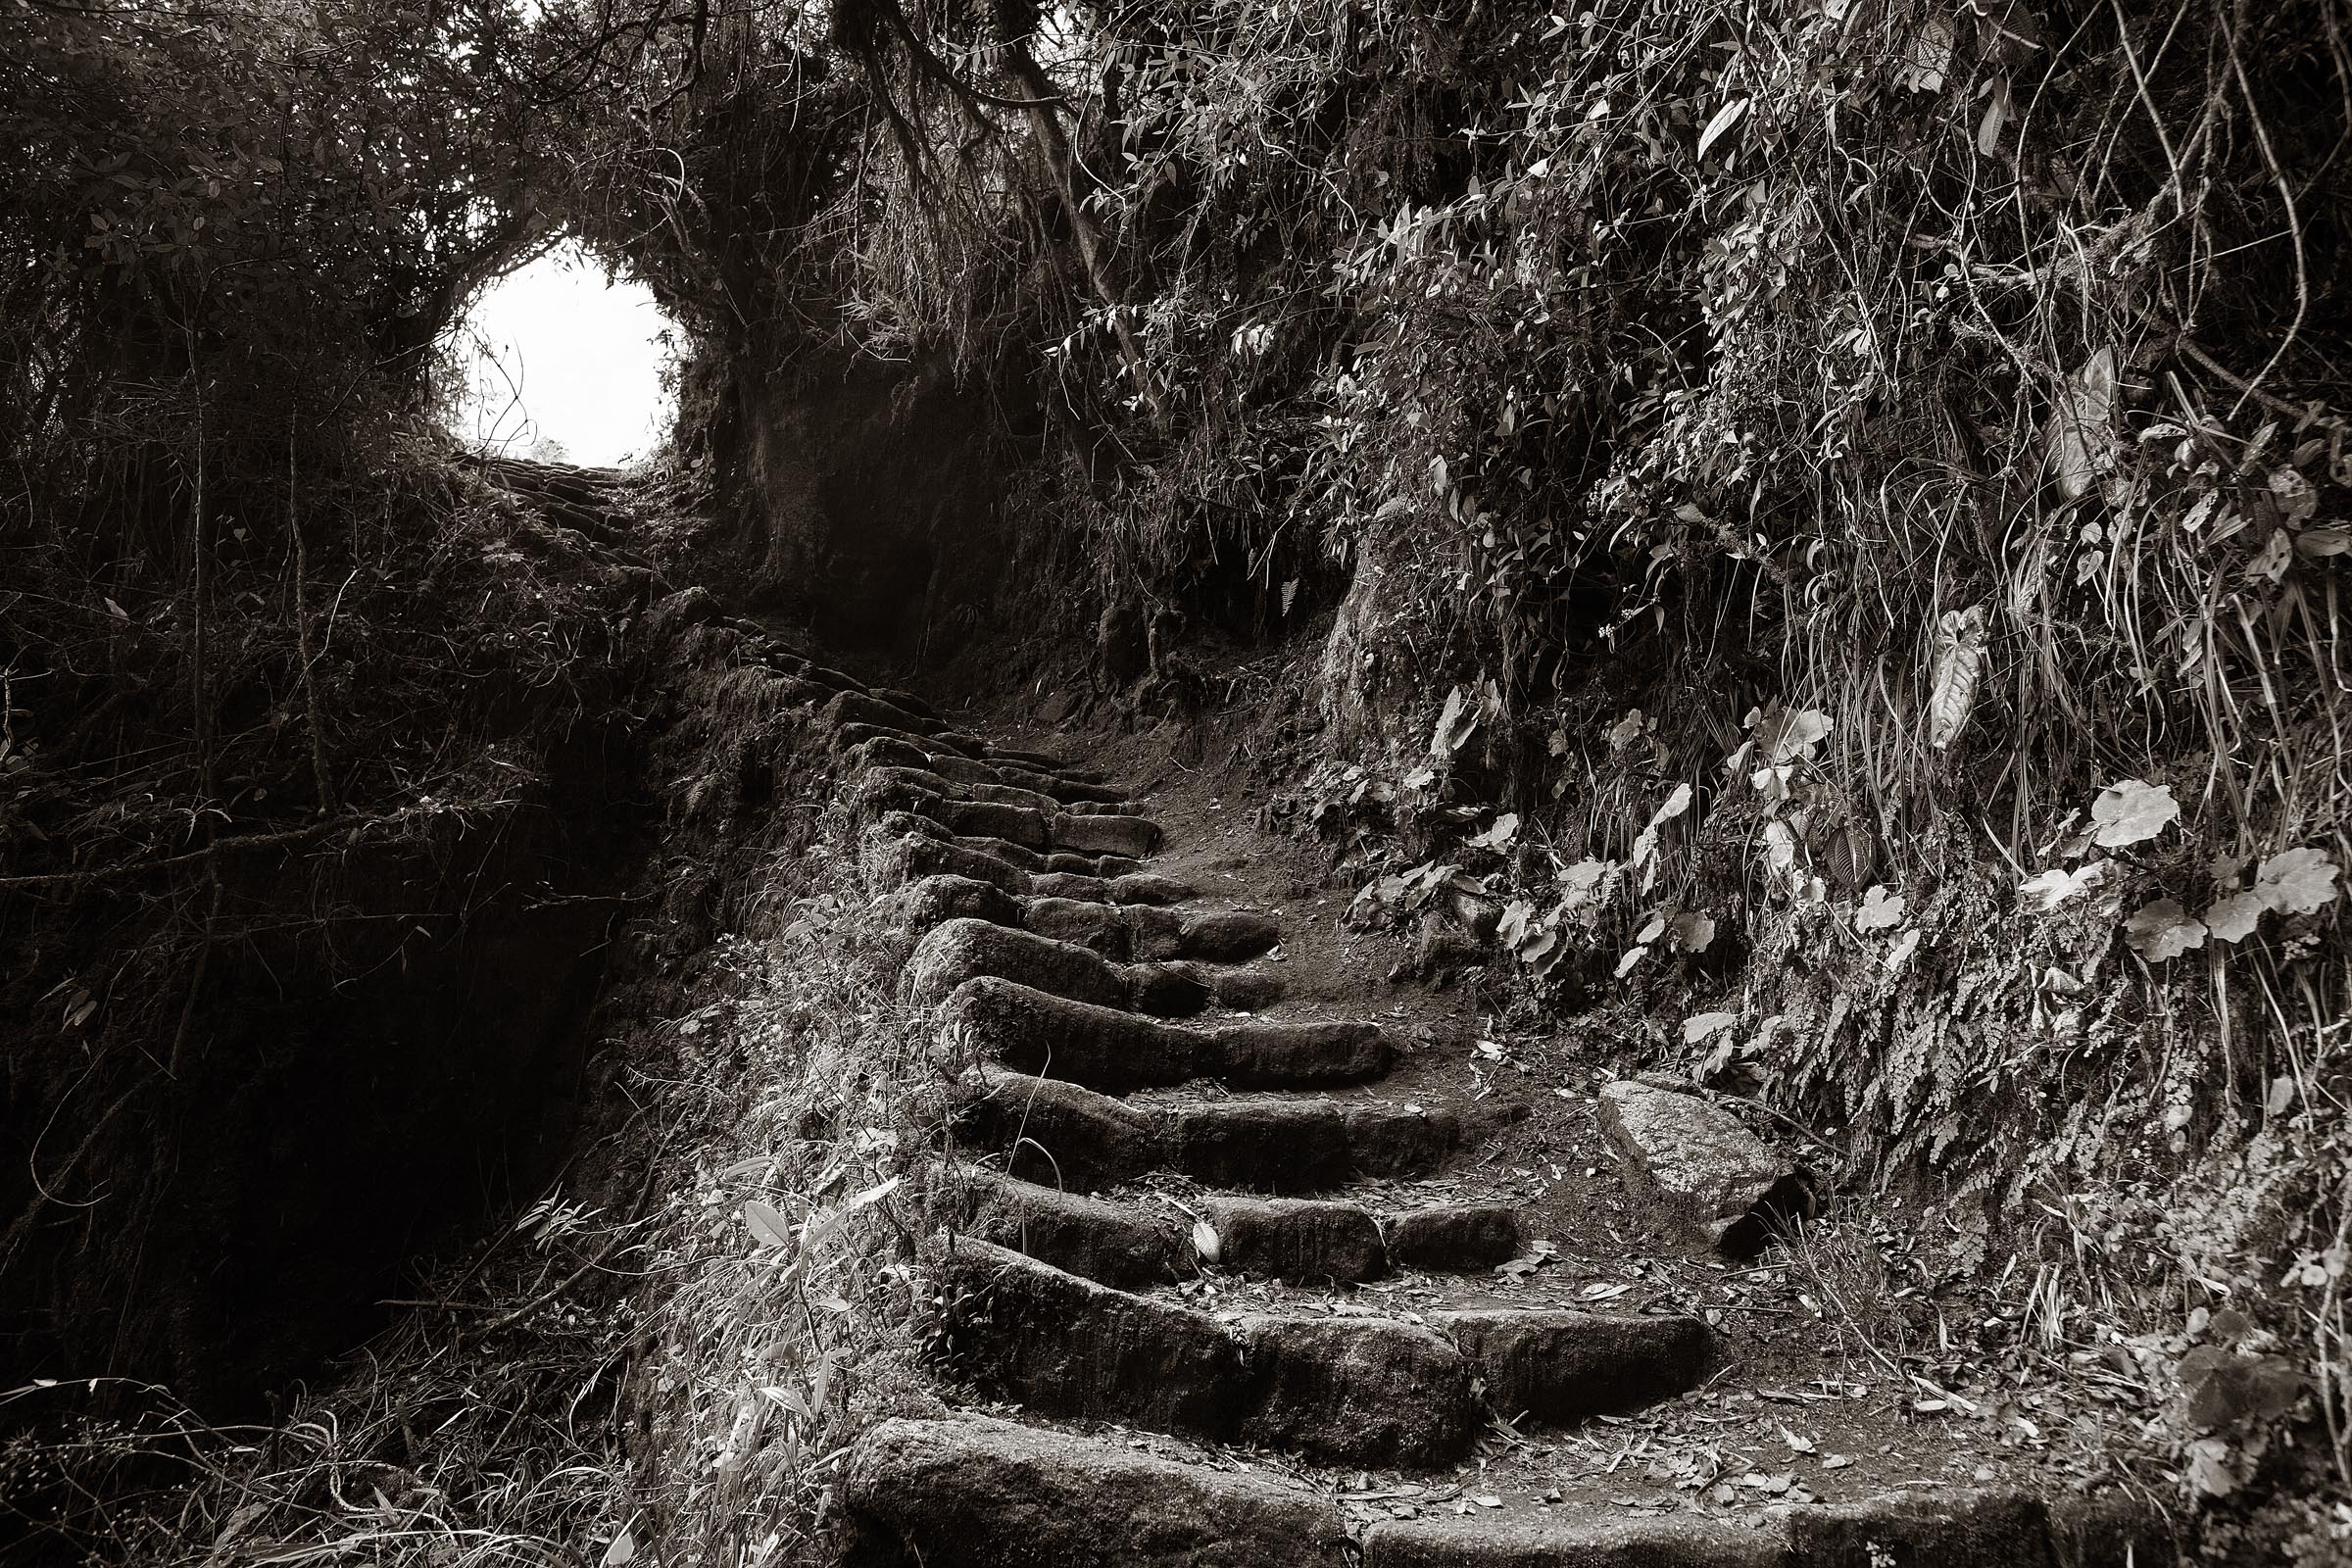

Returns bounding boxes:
[943,976,1389,1092]
[845,733,1128,805]
[888,876,1278,965]
[1359,1513,1782,1567]
[1436,1307,1712,1424]
[1200,1195,1385,1282]
[909,918,1284,1017]
[862,823,1191,906]
[853,759,1144,821]
[938,1241,1477,1464]
[938,1243,1709,1463]
[952,1067,1479,1193]
[871,810,1141,879]
[853,758,1069,816]
[856,779,1163,859]
[1193,1198,1526,1283]
[843,1415,1347,1568]
[822,688,947,738]
[939,1158,1517,1288]
[1385,1202,1524,1272]
[932,1161,1193,1288]
[1360,1489,2178,1567]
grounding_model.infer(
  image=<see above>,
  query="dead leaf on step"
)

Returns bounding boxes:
[1192,1220,1221,1262]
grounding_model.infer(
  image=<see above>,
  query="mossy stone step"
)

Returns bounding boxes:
[953,1067,1474,1192]
[937,1242,1711,1464]
[843,1415,1348,1568]
[909,918,1284,1016]
[943,975,1390,1092]
[888,875,1278,964]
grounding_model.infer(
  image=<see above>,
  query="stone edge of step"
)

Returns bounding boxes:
[843,1415,2180,1568]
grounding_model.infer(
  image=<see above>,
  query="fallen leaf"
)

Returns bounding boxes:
[1615,944,1649,978]
[603,1528,637,1567]
[2043,347,2116,499]
[1193,1220,1221,1262]
[1469,812,1521,850]
[1780,1424,1817,1453]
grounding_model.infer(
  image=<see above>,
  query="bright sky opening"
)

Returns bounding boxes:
[442,240,678,468]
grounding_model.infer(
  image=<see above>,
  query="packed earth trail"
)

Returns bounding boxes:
[724,658,2185,1567]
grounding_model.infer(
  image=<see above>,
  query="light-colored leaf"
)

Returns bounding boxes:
[2019,859,2107,911]
[1615,944,1649,978]
[2043,347,2117,500]
[603,1527,637,1566]
[1469,812,1521,850]
[2089,778,2180,848]
[1696,97,1750,162]
[2204,891,2267,944]
[1192,1219,1221,1262]
[1763,709,1833,764]
[2125,899,2206,961]
[1977,72,2012,156]
[1684,1010,1740,1044]
[1901,16,1953,91]
[2253,847,2340,915]
[1855,884,1906,932]
[1884,926,1922,971]
[741,1200,794,1250]
[1431,686,1478,758]
[1669,910,1717,953]
[1928,607,1988,754]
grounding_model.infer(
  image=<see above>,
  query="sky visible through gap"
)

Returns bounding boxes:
[443,239,677,467]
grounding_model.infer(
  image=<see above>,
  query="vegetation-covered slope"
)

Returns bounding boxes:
[4,0,2348,1559]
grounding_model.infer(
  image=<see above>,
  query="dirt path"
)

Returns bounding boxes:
[798,684,2177,1565]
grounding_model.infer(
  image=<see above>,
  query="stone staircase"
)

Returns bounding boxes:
[710,655,2179,1567]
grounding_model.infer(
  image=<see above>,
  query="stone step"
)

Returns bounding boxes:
[909,918,1285,1016]
[861,823,1191,906]
[822,688,948,738]
[936,1242,1710,1463]
[846,1416,2177,1568]
[1359,1489,2177,1567]
[844,732,1127,805]
[843,1415,1348,1568]
[935,1161,1516,1286]
[937,1240,1477,1464]
[856,777,1163,859]
[942,976,1390,1092]
[1200,1196,1523,1283]
[871,811,1141,880]
[932,1162,1192,1287]
[951,1067,1482,1192]
[892,875,1279,964]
